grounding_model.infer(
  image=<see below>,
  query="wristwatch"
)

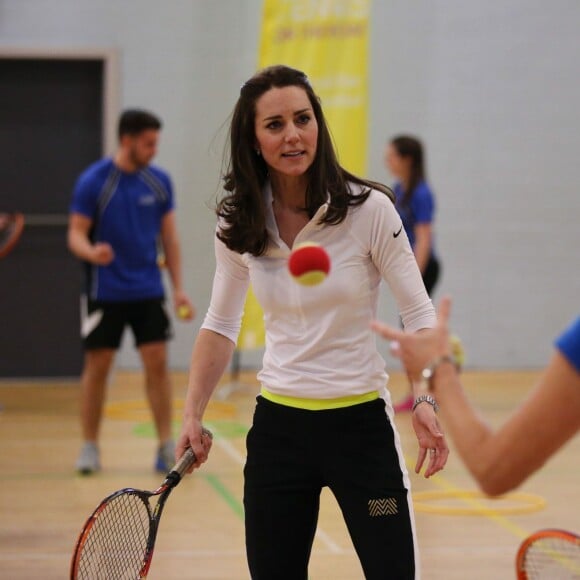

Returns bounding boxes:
[418,355,457,393]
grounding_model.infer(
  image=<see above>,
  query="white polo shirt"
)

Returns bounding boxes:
[202,182,436,400]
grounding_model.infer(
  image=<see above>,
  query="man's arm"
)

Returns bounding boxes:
[67,213,114,265]
[160,210,195,318]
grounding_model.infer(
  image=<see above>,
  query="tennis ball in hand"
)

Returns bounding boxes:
[288,242,331,286]
[178,305,192,319]
[450,334,465,369]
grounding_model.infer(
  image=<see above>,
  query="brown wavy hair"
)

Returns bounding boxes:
[217,65,394,256]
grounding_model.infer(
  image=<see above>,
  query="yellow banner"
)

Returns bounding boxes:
[237,285,266,350]
[259,0,370,174]
[237,1,370,353]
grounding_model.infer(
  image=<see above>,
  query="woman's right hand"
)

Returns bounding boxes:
[176,417,213,474]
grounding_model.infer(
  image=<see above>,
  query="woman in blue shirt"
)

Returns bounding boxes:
[385,135,441,412]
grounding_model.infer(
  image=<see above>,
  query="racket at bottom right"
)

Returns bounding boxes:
[516,528,580,579]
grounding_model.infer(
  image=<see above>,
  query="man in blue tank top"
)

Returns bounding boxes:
[68,109,195,475]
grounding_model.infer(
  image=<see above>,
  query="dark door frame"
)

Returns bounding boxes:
[0,47,120,156]
[0,48,120,378]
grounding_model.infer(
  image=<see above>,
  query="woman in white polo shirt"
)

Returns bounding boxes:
[177,65,448,580]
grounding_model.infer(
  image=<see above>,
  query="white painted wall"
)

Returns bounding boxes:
[2,0,578,370]
[368,1,580,368]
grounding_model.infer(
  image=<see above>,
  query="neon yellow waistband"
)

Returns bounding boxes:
[259,387,379,411]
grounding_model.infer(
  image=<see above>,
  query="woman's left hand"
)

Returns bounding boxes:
[412,402,449,478]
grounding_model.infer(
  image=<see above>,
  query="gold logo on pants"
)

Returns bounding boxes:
[368,498,398,516]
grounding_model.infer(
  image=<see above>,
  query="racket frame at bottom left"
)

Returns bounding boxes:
[70,447,197,580]
[70,484,172,579]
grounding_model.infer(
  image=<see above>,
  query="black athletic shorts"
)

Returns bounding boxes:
[81,297,172,350]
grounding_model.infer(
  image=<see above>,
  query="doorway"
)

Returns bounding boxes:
[0,52,118,377]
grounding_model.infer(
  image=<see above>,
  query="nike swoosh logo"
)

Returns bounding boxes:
[393,225,403,238]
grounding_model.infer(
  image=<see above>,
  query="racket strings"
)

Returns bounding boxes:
[76,492,152,580]
[522,536,580,579]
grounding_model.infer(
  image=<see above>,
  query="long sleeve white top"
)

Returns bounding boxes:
[202,182,436,399]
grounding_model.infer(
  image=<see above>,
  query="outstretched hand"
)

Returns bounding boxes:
[372,297,454,477]
[371,296,453,381]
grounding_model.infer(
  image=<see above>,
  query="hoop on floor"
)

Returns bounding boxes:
[412,489,546,516]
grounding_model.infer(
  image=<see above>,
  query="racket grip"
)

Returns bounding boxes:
[172,447,197,478]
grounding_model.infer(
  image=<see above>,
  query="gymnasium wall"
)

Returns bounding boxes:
[2,0,578,369]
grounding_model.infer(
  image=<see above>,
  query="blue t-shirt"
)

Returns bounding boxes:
[555,316,580,372]
[70,158,174,302]
[393,180,436,253]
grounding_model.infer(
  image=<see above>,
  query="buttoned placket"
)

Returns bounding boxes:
[263,184,330,328]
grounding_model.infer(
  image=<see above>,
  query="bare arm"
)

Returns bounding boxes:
[372,297,580,495]
[176,329,236,469]
[67,213,114,265]
[413,223,432,274]
[432,353,580,495]
[160,210,195,318]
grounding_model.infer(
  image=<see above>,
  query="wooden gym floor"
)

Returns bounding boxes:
[0,368,578,579]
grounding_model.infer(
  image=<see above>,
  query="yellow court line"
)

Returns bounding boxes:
[407,455,543,541]
[105,398,236,422]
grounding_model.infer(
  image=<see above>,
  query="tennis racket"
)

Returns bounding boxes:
[70,447,197,579]
[516,528,580,579]
[0,212,24,259]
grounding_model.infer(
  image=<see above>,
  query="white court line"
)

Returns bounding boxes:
[214,433,345,555]
[313,527,343,554]
[214,435,245,466]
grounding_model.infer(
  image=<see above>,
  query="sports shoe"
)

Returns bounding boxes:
[155,440,176,473]
[76,442,101,475]
[393,394,414,414]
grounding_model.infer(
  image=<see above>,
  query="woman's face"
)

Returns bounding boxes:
[385,143,409,180]
[254,85,318,180]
